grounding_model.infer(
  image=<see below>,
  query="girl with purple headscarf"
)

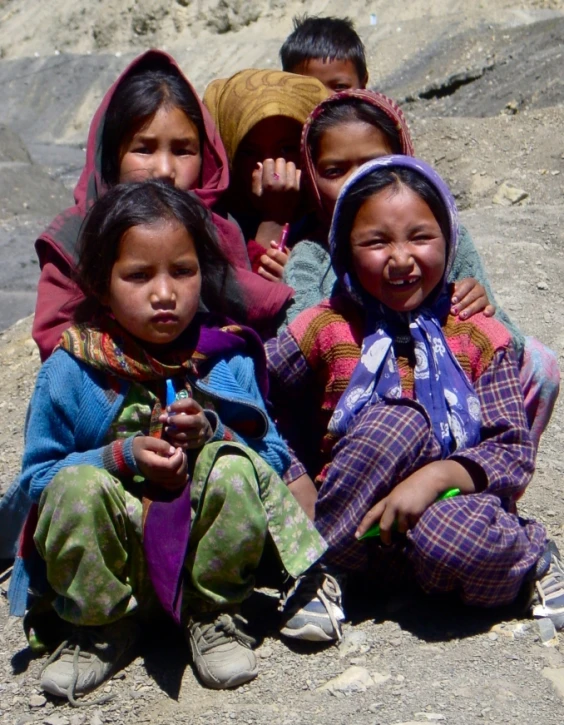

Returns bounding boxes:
[267,156,564,625]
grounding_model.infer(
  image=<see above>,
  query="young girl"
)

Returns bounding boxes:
[203,69,327,282]
[282,89,560,447]
[12,181,330,701]
[33,50,293,362]
[267,156,564,625]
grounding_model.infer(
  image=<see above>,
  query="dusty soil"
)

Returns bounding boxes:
[1,1,564,723]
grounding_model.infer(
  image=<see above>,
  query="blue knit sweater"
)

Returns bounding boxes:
[20,348,291,503]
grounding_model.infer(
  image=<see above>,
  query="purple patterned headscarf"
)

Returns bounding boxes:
[328,155,481,456]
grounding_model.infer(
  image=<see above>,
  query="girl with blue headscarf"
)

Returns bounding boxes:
[267,156,563,625]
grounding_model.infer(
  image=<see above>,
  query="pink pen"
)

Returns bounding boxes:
[277,223,290,252]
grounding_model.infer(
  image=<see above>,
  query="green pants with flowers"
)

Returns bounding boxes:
[34,442,326,627]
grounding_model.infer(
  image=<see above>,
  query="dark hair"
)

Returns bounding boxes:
[101,57,205,186]
[332,167,450,283]
[280,15,367,84]
[75,180,246,322]
[308,99,404,162]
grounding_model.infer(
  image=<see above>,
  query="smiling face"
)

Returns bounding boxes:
[314,120,393,217]
[106,220,202,345]
[118,105,202,190]
[350,184,446,313]
[291,57,365,93]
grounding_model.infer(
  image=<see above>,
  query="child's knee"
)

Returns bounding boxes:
[41,465,121,511]
[409,495,499,571]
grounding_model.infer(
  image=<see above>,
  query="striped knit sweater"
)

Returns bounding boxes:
[267,294,514,482]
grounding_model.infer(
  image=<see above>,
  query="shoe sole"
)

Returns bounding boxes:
[280,623,338,642]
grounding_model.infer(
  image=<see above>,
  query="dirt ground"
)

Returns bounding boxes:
[1,1,564,723]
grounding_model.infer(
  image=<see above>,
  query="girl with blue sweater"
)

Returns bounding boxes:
[14,180,328,700]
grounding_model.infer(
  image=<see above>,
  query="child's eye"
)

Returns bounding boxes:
[126,271,148,281]
[131,145,151,155]
[174,266,197,277]
[321,167,344,179]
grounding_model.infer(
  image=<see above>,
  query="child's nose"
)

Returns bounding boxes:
[152,152,175,181]
[151,277,176,304]
[389,244,413,269]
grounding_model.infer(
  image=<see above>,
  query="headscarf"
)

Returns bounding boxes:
[203,69,328,166]
[35,50,293,337]
[301,89,415,213]
[328,156,481,457]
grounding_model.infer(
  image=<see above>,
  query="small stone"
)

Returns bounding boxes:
[488,632,498,641]
[70,715,86,725]
[368,702,384,713]
[338,630,368,657]
[258,645,273,659]
[492,181,529,206]
[537,281,549,290]
[538,617,558,646]
[89,713,103,725]
[29,694,47,708]
[372,671,392,686]
[543,667,564,699]
[319,666,375,694]
[44,716,70,725]
[414,714,446,722]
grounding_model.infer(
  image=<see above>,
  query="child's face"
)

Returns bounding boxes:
[291,58,365,93]
[314,121,393,216]
[350,185,446,313]
[106,220,202,345]
[118,105,202,191]
[232,116,302,206]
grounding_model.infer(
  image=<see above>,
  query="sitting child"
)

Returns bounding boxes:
[203,69,327,282]
[267,156,564,627]
[12,181,329,701]
[282,90,560,447]
[280,14,368,92]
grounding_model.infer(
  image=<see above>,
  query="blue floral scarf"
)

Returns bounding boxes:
[328,156,481,456]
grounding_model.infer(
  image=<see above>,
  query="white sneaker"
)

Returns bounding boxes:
[40,618,139,705]
[280,566,345,642]
[187,611,258,689]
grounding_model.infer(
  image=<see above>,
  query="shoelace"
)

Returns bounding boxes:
[41,630,116,708]
[536,558,564,607]
[282,571,344,641]
[195,613,256,652]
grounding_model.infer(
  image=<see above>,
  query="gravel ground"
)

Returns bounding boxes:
[1,1,564,722]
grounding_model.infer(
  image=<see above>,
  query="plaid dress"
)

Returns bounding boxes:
[266,301,547,607]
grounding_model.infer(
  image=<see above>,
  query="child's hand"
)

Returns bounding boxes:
[251,158,301,224]
[159,399,213,450]
[355,474,440,546]
[132,435,188,490]
[451,278,495,320]
[258,241,290,282]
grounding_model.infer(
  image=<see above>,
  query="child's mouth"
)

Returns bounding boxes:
[388,277,419,288]
[152,313,178,324]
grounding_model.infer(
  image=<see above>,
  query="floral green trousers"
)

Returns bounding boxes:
[34,442,326,626]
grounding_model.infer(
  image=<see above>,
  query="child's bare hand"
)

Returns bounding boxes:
[355,473,440,546]
[258,242,290,282]
[159,399,213,450]
[132,435,188,490]
[451,278,495,320]
[251,158,301,223]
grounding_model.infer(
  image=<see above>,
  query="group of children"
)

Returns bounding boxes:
[3,13,563,705]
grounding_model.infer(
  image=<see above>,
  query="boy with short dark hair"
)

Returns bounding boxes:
[280,15,368,93]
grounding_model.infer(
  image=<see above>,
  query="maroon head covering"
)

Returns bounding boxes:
[300,89,415,213]
[33,50,292,359]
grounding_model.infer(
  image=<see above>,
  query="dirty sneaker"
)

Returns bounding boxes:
[280,566,345,642]
[531,540,564,629]
[187,611,258,689]
[40,618,139,705]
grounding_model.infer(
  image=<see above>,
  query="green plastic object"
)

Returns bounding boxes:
[357,487,461,541]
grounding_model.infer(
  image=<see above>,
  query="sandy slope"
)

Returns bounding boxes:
[0,1,564,723]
